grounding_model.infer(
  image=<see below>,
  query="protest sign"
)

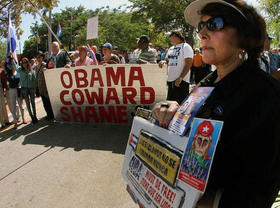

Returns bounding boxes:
[87,16,98,40]
[44,65,167,123]
[178,118,223,192]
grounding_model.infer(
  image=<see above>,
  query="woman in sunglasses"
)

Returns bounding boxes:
[12,56,38,125]
[152,0,280,207]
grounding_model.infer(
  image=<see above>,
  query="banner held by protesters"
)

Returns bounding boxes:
[44,64,167,124]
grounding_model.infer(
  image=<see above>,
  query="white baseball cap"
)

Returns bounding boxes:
[184,0,247,27]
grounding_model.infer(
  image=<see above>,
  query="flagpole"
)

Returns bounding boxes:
[27,0,62,46]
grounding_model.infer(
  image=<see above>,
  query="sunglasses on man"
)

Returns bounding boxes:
[196,17,225,33]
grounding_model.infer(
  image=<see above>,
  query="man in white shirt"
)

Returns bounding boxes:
[159,30,193,104]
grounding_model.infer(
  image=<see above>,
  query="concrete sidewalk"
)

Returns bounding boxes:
[0,99,137,208]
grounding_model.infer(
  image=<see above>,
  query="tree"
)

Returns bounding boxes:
[128,0,194,46]
[259,0,280,46]
[26,5,168,53]
[22,37,45,59]
[0,0,59,39]
[0,41,7,60]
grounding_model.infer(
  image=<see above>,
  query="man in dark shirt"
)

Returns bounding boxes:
[46,42,71,69]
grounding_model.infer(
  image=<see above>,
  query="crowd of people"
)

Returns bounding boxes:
[0,0,279,206]
[0,28,279,131]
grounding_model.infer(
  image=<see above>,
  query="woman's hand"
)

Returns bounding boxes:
[158,60,166,68]
[152,101,179,128]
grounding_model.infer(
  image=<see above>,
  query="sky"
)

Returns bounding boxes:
[12,0,258,53]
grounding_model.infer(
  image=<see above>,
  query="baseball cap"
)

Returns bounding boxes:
[184,0,247,27]
[138,35,150,43]
[77,45,89,52]
[103,42,113,49]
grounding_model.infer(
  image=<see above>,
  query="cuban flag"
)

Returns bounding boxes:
[6,11,18,64]
[87,44,98,65]
[57,22,62,37]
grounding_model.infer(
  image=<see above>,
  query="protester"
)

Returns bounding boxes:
[137,35,157,64]
[92,45,102,63]
[158,30,193,104]
[0,64,9,129]
[153,0,280,207]
[191,48,204,84]
[113,46,126,64]
[12,57,37,124]
[46,41,71,69]
[130,39,142,64]
[34,51,54,121]
[5,57,26,129]
[0,60,19,121]
[70,51,79,67]
[75,46,95,66]
[100,43,120,64]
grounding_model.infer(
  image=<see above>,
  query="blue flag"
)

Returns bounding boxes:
[6,11,18,64]
[57,22,62,37]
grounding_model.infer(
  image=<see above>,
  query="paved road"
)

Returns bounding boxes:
[0,99,137,208]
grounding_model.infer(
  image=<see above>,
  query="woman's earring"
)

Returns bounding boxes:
[239,50,248,61]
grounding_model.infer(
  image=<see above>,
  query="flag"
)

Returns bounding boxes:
[36,33,41,44]
[87,44,98,65]
[57,22,62,37]
[6,11,18,64]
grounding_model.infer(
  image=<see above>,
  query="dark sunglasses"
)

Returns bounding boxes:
[197,17,225,33]
[22,62,28,64]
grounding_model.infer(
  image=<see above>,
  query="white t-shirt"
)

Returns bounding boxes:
[166,43,193,82]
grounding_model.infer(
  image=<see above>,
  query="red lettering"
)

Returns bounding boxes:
[140,87,155,104]
[154,193,162,205]
[105,88,120,104]
[75,69,88,88]
[128,67,145,86]
[122,87,137,104]
[60,107,71,122]
[99,106,118,123]
[71,106,84,122]
[84,106,99,123]
[116,106,128,123]
[72,89,85,105]
[60,90,71,105]
[90,68,104,87]
[148,185,156,198]
[155,179,162,191]
[145,170,156,185]
[84,89,104,104]
[61,71,73,88]
[140,177,149,191]
[106,67,125,86]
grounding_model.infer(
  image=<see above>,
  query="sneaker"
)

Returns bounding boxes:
[13,123,18,129]
[23,120,28,124]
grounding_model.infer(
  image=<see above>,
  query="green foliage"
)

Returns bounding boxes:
[0,0,58,39]
[0,41,7,60]
[128,0,194,45]
[259,0,280,47]
[22,36,45,59]
[27,5,170,53]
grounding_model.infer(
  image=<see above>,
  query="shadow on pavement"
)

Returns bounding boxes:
[0,119,131,155]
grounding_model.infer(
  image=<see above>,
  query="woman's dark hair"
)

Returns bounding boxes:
[20,57,31,71]
[200,0,266,61]
[170,30,185,42]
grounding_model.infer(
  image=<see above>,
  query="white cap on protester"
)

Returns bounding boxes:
[184,0,247,27]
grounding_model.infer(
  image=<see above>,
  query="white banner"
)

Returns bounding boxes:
[44,64,167,124]
[87,16,98,40]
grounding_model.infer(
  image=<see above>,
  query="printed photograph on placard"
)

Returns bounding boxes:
[168,87,214,136]
[178,118,223,192]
